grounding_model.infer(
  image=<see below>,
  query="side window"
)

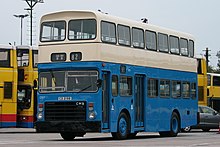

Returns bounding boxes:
[160,80,170,97]
[191,83,196,99]
[132,28,144,48]
[120,76,132,96]
[146,30,157,51]
[180,38,188,56]
[170,36,180,55]
[172,81,181,98]
[0,49,10,67]
[118,25,131,46]
[158,33,169,53]
[4,82,12,99]
[148,78,158,97]
[182,82,190,98]
[189,40,194,57]
[101,21,116,44]
[213,76,220,86]
[112,75,118,96]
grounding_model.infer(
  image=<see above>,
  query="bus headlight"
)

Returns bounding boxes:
[37,112,43,120]
[89,111,96,120]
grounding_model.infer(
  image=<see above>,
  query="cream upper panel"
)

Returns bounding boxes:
[39,43,197,73]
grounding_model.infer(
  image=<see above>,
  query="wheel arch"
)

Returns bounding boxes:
[172,109,181,127]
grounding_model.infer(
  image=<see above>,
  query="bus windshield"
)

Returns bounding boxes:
[68,19,96,40]
[39,70,98,93]
[40,21,66,42]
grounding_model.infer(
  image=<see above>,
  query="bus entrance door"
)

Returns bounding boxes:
[134,75,144,127]
[102,71,110,129]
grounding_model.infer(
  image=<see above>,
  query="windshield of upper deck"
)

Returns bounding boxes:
[68,19,96,40]
[40,21,66,42]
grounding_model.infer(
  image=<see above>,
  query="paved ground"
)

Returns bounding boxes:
[0,128,220,147]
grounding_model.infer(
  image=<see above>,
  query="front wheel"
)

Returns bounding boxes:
[111,112,130,140]
[60,132,76,141]
[159,112,180,137]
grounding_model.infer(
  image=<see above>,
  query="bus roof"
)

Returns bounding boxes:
[0,44,14,50]
[16,45,38,50]
[207,73,220,76]
[41,10,195,40]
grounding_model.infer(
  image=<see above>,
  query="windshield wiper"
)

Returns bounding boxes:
[77,85,92,93]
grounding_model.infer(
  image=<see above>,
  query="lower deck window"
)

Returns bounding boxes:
[160,80,170,97]
[120,76,132,96]
[148,78,158,97]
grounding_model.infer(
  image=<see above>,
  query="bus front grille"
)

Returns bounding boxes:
[45,102,86,121]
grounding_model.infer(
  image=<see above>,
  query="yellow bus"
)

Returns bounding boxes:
[207,73,220,111]
[16,46,38,128]
[197,58,208,106]
[0,45,38,128]
[0,45,18,127]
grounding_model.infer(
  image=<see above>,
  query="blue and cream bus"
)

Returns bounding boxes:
[36,10,198,140]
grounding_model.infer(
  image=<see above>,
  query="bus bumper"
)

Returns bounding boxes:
[35,121,101,133]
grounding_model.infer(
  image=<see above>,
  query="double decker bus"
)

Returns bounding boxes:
[0,45,38,128]
[16,46,38,128]
[36,10,198,140]
[0,45,17,127]
[197,58,208,106]
[207,73,220,111]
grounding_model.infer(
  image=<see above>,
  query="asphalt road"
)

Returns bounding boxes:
[0,128,220,147]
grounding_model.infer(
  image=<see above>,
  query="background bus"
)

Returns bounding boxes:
[0,45,38,128]
[16,46,38,128]
[36,10,198,140]
[207,73,220,111]
[0,45,17,127]
[197,58,208,106]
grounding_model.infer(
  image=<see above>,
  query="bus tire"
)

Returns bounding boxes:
[60,132,76,141]
[159,112,180,137]
[128,132,137,139]
[111,112,130,140]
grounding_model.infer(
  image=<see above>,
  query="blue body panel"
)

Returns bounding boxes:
[0,122,16,128]
[37,61,198,133]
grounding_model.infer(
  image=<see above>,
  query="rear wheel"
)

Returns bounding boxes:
[159,112,180,137]
[111,112,130,140]
[202,128,210,132]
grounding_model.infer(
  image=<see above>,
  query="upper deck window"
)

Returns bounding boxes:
[17,49,29,67]
[118,24,131,46]
[170,36,180,55]
[132,28,144,49]
[40,21,66,42]
[213,76,220,86]
[0,49,10,67]
[146,30,157,51]
[69,19,96,40]
[158,33,169,53]
[180,38,188,56]
[101,21,116,44]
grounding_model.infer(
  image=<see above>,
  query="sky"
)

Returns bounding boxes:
[0,0,220,67]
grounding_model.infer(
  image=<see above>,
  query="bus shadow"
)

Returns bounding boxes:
[47,134,166,142]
